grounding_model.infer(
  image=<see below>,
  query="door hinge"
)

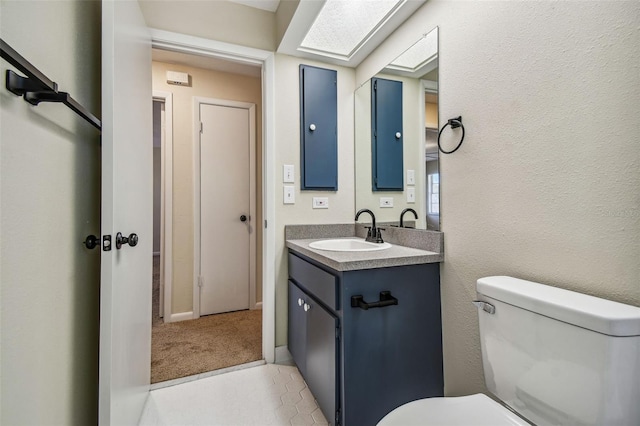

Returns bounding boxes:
[264,220,268,229]
[198,276,204,288]
[335,326,340,339]
[200,121,203,134]
[373,80,377,90]
[335,408,341,425]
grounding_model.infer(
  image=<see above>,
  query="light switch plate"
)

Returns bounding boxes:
[283,164,294,183]
[407,170,415,185]
[407,187,416,203]
[283,186,295,204]
[380,197,394,208]
[312,197,329,209]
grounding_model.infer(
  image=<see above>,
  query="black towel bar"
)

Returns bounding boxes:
[1,38,101,131]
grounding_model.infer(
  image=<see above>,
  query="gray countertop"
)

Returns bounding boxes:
[286,237,443,271]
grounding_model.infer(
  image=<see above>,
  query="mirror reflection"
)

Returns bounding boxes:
[355,27,439,230]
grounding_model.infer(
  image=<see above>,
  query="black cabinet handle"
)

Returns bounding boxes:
[351,291,398,310]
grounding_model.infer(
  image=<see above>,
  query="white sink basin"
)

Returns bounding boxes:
[308,238,392,252]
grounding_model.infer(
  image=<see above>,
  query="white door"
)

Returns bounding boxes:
[199,101,255,316]
[99,1,152,424]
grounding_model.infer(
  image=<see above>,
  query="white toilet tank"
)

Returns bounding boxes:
[476,276,640,426]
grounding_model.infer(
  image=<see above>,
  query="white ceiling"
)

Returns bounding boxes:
[152,48,262,78]
[227,0,280,13]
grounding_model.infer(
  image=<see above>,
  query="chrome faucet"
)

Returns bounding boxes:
[400,208,418,228]
[355,209,385,243]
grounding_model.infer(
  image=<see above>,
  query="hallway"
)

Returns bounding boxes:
[152,256,262,383]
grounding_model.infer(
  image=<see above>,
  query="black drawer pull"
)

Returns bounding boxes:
[351,291,398,310]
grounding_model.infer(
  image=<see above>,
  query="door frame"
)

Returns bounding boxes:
[193,97,257,316]
[150,29,276,363]
[153,91,174,322]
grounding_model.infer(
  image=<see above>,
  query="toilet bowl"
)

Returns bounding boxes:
[378,394,528,426]
[377,276,640,426]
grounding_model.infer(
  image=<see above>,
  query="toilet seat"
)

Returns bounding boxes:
[377,394,529,426]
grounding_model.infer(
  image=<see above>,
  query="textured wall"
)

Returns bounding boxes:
[152,61,263,314]
[140,0,276,51]
[274,54,356,345]
[357,1,640,396]
[0,0,102,423]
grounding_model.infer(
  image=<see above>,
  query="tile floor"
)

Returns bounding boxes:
[139,364,329,425]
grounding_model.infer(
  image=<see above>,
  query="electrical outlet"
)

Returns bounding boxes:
[283,186,295,204]
[283,164,294,183]
[407,187,416,203]
[407,169,415,185]
[312,197,329,209]
[380,197,394,208]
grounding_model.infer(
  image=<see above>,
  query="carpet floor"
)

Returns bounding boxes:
[151,256,262,384]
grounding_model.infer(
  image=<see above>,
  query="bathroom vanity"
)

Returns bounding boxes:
[286,230,444,425]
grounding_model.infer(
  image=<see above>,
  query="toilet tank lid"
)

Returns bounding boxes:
[477,276,640,337]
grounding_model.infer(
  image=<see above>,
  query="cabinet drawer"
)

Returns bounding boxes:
[288,253,338,310]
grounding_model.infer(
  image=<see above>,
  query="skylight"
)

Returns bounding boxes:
[299,0,404,60]
[387,29,438,73]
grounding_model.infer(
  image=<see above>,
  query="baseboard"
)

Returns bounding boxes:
[275,345,292,364]
[169,311,194,322]
[254,301,263,310]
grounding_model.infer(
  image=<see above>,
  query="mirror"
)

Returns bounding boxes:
[355,27,439,230]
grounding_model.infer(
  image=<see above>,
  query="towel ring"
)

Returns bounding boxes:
[438,116,465,154]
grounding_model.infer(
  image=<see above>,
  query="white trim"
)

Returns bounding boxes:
[421,79,438,230]
[151,29,276,364]
[262,53,276,364]
[275,346,292,364]
[193,97,257,318]
[153,91,174,323]
[170,311,194,323]
[255,301,263,310]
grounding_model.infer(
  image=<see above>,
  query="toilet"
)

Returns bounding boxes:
[379,276,640,425]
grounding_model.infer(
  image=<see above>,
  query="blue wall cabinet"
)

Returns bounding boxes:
[288,252,443,425]
[300,65,338,190]
[372,77,403,191]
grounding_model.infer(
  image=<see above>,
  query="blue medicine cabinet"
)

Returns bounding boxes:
[371,77,403,191]
[299,65,338,190]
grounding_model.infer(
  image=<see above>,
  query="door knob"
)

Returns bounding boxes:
[309,124,316,131]
[240,215,248,222]
[83,235,100,249]
[115,232,138,249]
[395,132,402,139]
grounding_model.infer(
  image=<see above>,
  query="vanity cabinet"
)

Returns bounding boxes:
[288,251,443,425]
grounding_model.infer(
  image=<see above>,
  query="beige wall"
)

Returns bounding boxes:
[357,1,640,396]
[152,61,263,314]
[140,0,276,51]
[354,75,425,226]
[425,102,438,129]
[0,0,101,424]
[274,54,356,345]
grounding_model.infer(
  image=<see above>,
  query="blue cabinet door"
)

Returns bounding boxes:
[288,281,307,376]
[372,77,403,191]
[300,65,338,190]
